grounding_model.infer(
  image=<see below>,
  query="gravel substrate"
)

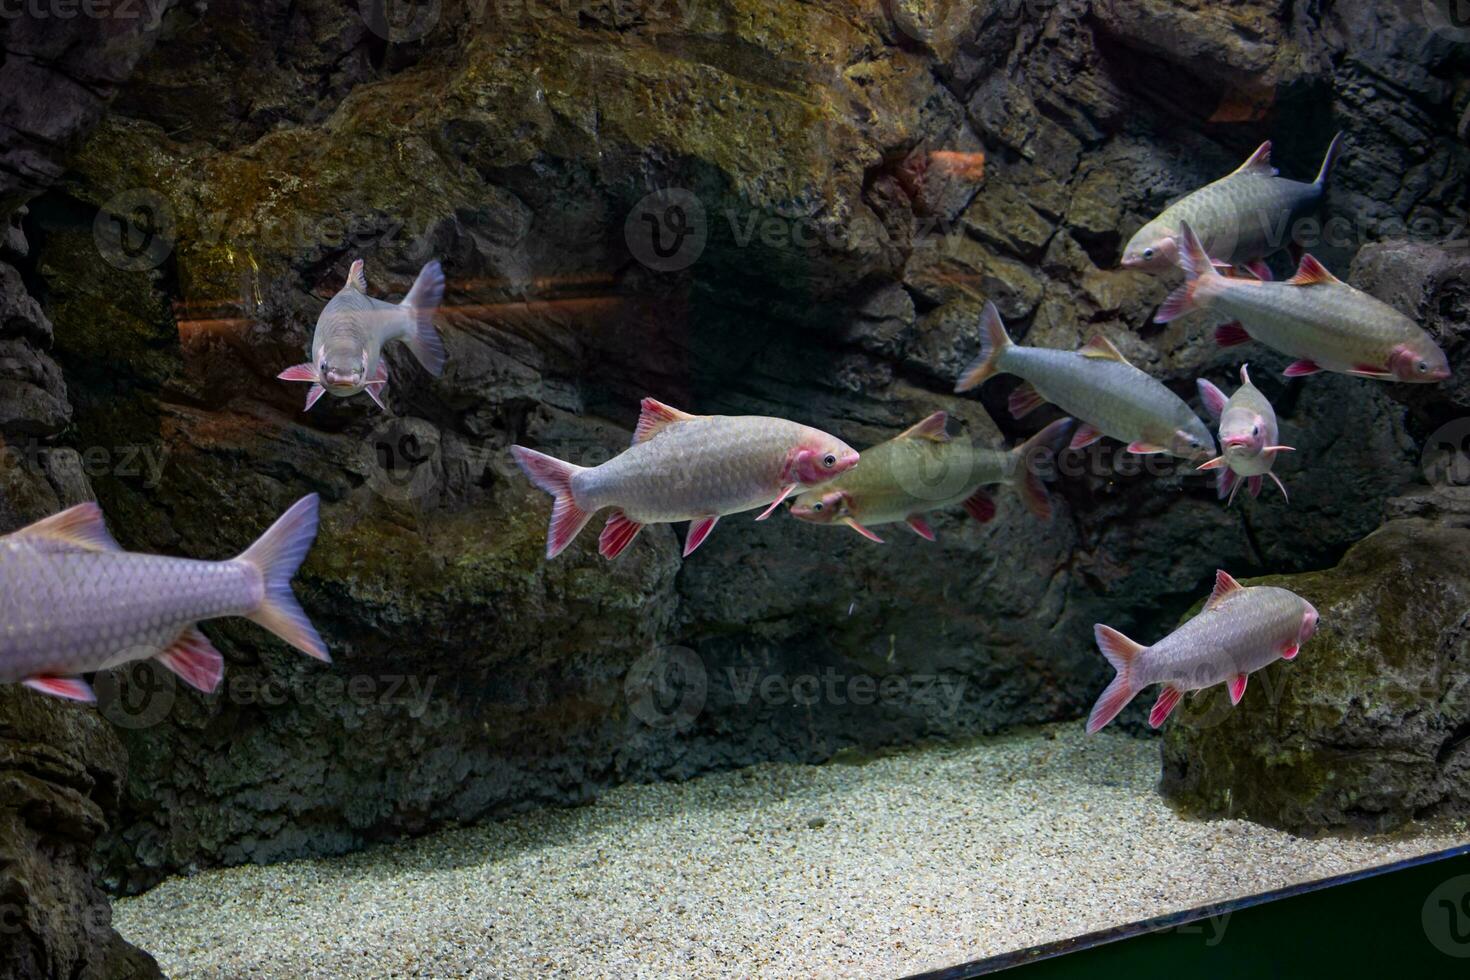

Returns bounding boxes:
[114,724,1466,978]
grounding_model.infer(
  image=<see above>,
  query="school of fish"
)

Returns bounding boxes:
[1,131,1457,742]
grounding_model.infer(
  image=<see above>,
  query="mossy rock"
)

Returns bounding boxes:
[1160,513,1470,832]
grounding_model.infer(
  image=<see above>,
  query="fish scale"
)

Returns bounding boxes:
[580,418,815,523]
[808,436,1003,524]
[1122,136,1340,273]
[1086,570,1317,734]
[0,549,253,682]
[1138,586,1305,691]
[0,496,327,702]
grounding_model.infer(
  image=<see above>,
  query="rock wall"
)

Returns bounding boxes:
[0,0,1466,895]
[0,3,174,976]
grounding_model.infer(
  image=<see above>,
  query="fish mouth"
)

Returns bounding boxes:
[1223,436,1254,451]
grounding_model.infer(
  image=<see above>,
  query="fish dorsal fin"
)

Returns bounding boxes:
[633,397,699,445]
[1231,141,1278,177]
[1078,334,1131,365]
[1204,569,1246,611]
[897,411,951,443]
[345,259,367,292]
[1287,254,1340,287]
[10,502,122,553]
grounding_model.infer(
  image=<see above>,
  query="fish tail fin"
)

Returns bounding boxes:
[1086,624,1146,734]
[239,494,329,662]
[1010,418,1075,521]
[1155,221,1218,323]
[511,446,592,559]
[955,301,1013,392]
[1314,131,1344,189]
[399,260,447,376]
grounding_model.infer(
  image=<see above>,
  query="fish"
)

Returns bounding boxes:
[1086,569,1318,734]
[1196,364,1294,505]
[0,495,329,703]
[511,398,860,560]
[1158,221,1452,383]
[788,412,1075,543]
[1121,133,1343,278]
[954,301,1216,460]
[278,258,448,411]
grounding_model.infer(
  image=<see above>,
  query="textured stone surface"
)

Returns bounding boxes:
[0,646,162,980]
[0,0,1463,896]
[1160,487,1470,832]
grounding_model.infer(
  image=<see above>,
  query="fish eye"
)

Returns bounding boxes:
[1252,425,1259,436]
[823,453,837,468]
[1418,361,1428,373]
[1142,247,1154,260]
[812,502,823,512]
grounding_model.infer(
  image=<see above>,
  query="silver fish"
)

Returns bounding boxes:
[279,258,447,410]
[789,413,1074,542]
[955,302,1215,460]
[1196,364,1293,504]
[0,495,328,703]
[1122,133,1342,278]
[1158,221,1451,383]
[1087,569,1318,733]
[512,398,859,560]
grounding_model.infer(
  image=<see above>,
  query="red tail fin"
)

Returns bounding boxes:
[511,446,592,559]
[954,301,1013,392]
[1011,418,1074,521]
[1155,221,1219,324]
[1086,624,1146,734]
[239,495,329,662]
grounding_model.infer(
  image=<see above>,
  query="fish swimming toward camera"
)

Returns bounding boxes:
[954,301,1216,460]
[1196,364,1293,505]
[789,413,1074,543]
[1158,222,1451,383]
[0,495,329,703]
[512,398,860,560]
[1086,570,1318,733]
[279,258,447,411]
[1121,133,1343,279]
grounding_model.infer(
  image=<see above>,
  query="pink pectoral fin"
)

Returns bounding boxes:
[1248,476,1263,498]
[278,363,317,382]
[1283,360,1321,377]
[1282,642,1299,660]
[1228,673,1248,705]
[683,517,719,557]
[304,385,327,411]
[962,489,995,523]
[1148,686,1183,728]
[598,511,643,560]
[365,383,388,411]
[1069,424,1103,451]
[1197,455,1228,471]
[156,627,226,694]
[905,515,936,541]
[841,518,884,543]
[23,676,97,703]
[1214,322,1251,348]
[1127,441,1167,455]
[756,485,799,521]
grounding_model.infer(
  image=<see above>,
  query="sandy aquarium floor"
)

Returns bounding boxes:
[115,724,1465,979]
